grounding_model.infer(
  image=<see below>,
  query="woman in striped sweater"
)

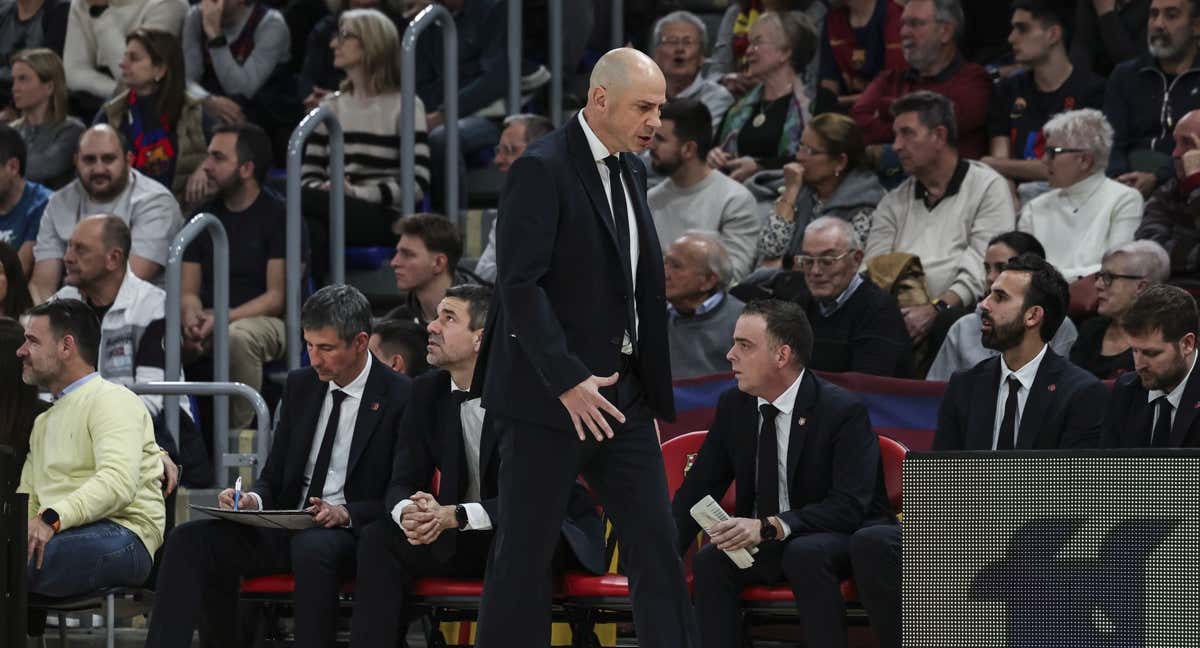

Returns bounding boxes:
[300,8,429,249]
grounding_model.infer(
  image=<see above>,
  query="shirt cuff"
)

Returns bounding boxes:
[392,499,412,527]
[777,517,792,539]
[247,492,263,511]
[462,502,492,531]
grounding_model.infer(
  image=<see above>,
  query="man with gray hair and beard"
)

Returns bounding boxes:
[1104,0,1200,198]
[664,232,744,379]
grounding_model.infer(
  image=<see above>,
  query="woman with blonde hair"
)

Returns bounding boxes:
[300,8,429,276]
[96,27,209,206]
[8,48,84,188]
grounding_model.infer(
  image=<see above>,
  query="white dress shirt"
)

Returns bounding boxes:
[991,344,1048,450]
[578,111,641,354]
[246,357,373,515]
[1146,350,1199,435]
[391,379,492,531]
[756,370,805,536]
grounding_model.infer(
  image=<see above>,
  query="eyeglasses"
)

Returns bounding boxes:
[658,37,698,48]
[795,251,853,270]
[334,29,360,43]
[795,144,830,156]
[1097,271,1145,286]
[1043,146,1086,160]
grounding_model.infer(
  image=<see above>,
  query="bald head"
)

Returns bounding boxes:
[1173,109,1200,178]
[583,48,667,155]
[79,124,127,152]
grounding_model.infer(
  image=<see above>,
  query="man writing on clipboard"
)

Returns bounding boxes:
[145,285,412,648]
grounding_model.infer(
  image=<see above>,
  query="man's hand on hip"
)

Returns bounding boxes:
[559,373,626,441]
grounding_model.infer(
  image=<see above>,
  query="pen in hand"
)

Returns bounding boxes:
[233,476,242,512]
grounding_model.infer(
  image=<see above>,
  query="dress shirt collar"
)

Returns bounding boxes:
[757,369,805,419]
[55,371,100,401]
[999,343,1048,392]
[1148,350,1198,409]
[819,273,864,317]
[1059,172,1107,210]
[328,356,372,401]
[450,377,482,404]
[669,291,725,318]
[578,111,616,162]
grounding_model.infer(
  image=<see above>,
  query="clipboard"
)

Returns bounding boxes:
[189,505,319,530]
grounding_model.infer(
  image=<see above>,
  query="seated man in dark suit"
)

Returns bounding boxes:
[672,299,895,648]
[145,285,413,648]
[797,216,913,377]
[1104,284,1200,447]
[849,253,1106,648]
[350,285,605,647]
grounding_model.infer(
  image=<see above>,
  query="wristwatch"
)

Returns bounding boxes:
[759,517,778,542]
[207,34,228,48]
[932,298,950,314]
[40,508,61,533]
[454,504,468,530]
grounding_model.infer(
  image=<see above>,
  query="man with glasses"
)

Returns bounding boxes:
[1105,0,1200,198]
[983,0,1105,188]
[1138,108,1200,282]
[651,11,734,134]
[664,232,745,379]
[796,216,911,377]
[850,0,992,159]
[1103,284,1200,447]
[1070,240,1170,379]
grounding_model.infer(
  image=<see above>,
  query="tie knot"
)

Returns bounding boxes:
[330,389,348,406]
[604,154,622,173]
[759,403,779,421]
[1006,376,1022,391]
[451,389,472,405]
[1158,396,1174,411]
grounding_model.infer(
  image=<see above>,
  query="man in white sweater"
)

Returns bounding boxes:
[63,0,186,111]
[865,91,1015,345]
[648,98,759,282]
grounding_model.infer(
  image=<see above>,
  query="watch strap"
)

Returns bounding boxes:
[454,504,468,530]
[208,34,228,48]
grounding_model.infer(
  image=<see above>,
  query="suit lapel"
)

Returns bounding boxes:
[1170,364,1200,446]
[1018,351,1062,450]
[439,389,467,503]
[785,372,816,481]
[289,373,328,483]
[971,359,1002,450]
[346,360,384,477]
[735,393,759,516]
[567,116,621,251]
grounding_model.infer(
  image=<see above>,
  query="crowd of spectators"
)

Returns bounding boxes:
[8,0,1200,646]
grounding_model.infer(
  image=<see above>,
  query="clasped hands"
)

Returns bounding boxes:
[399,491,458,545]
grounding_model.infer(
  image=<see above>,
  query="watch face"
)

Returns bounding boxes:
[41,508,59,525]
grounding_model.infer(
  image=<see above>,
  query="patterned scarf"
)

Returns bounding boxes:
[127,90,176,186]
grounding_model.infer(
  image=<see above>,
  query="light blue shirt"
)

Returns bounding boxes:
[669,291,725,319]
[818,273,864,318]
[54,372,100,401]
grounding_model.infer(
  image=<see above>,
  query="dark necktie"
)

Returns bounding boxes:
[603,154,637,348]
[306,389,349,502]
[451,389,472,405]
[756,403,781,517]
[996,377,1021,451]
[1152,397,1174,448]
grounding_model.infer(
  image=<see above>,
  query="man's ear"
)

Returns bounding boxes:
[391,354,407,375]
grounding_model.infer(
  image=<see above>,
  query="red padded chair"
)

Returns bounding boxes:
[239,574,356,644]
[738,434,909,634]
[562,431,709,648]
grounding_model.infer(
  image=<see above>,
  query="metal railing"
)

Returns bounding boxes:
[506,0,623,125]
[401,4,458,220]
[130,381,271,483]
[286,105,346,369]
[164,214,228,457]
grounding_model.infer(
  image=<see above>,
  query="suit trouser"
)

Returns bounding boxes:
[475,374,699,648]
[848,523,902,648]
[144,518,356,648]
[692,532,854,648]
[350,518,493,647]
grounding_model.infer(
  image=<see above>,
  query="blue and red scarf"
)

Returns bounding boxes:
[126,90,176,186]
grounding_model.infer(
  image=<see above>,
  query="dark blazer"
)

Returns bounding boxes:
[1102,367,1200,448]
[254,358,412,527]
[671,372,894,553]
[474,114,675,428]
[386,370,607,574]
[934,349,1105,451]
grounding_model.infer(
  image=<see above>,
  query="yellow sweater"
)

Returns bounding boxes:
[18,376,165,556]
